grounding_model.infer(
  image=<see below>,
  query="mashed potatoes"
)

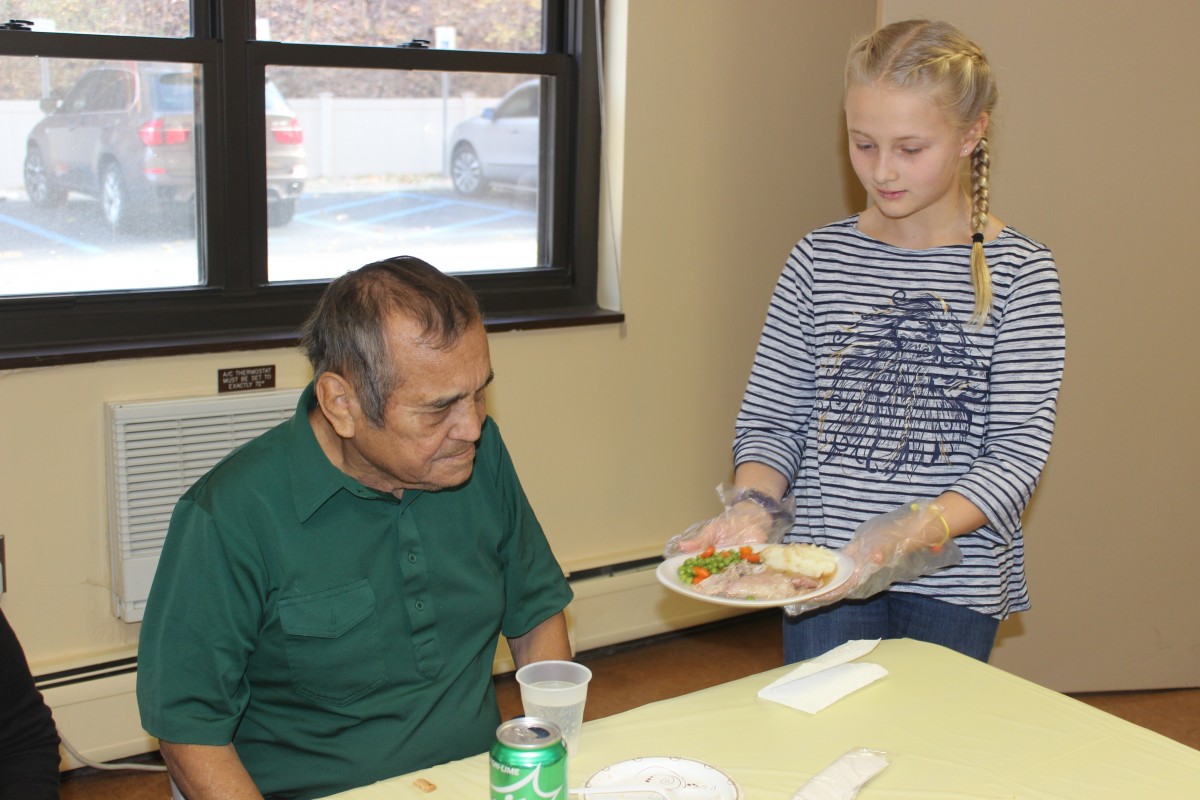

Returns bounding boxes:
[759,543,838,579]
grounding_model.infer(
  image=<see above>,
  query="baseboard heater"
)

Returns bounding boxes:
[563,556,748,658]
[36,656,155,770]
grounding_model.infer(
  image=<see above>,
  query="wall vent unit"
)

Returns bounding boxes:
[105,389,302,622]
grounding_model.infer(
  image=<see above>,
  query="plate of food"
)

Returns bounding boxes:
[582,756,742,799]
[656,542,854,608]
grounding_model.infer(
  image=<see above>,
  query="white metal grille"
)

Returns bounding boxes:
[105,389,302,621]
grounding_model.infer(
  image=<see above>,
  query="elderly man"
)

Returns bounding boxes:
[137,257,573,800]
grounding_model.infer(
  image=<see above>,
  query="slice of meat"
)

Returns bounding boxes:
[692,561,809,600]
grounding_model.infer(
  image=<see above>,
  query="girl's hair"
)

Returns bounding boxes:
[847,19,999,328]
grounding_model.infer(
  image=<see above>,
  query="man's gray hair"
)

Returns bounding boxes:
[300,256,482,426]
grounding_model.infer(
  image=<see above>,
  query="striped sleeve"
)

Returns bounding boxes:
[732,239,816,484]
[951,244,1065,543]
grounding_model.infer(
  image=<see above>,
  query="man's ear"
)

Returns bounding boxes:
[313,372,359,439]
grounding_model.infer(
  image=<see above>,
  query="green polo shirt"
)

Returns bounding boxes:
[137,383,573,799]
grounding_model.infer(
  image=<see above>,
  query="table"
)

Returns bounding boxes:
[321,638,1200,799]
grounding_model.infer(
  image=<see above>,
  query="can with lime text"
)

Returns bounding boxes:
[489,717,568,800]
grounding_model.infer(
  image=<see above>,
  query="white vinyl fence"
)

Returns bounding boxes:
[1,101,42,191]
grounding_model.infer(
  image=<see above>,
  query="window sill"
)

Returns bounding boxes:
[0,307,625,370]
[484,305,624,334]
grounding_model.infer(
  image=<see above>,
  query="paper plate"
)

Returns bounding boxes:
[656,544,853,609]
[584,756,742,799]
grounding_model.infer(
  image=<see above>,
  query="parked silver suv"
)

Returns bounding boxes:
[23,62,306,231]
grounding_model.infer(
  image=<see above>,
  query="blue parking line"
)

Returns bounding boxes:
[362,199,455,224]
[290,214,379,236]
[292,190,535,241]
[427,210,528,233]
[294,192,404,219]
[0,211,106,254]
[355,209,534,243]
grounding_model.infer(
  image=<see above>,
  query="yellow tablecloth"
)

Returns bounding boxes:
[322,638,1200,799]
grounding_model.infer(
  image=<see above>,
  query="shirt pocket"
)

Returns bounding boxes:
[277,579,386,705]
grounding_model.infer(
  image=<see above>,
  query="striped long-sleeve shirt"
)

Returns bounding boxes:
[734,216,1065,618]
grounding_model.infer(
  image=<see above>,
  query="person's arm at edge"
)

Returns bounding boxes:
[159,741,263,800]
[873,490,991,557]
[732,462,790,503]
[737,466,989,548]
[934,490,988,540]
[507,611,571,669]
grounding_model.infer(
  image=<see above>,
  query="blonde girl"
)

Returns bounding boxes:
[724,19,1065,662]
[846,18,999,327]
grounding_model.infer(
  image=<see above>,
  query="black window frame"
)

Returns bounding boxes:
[0,0,617,369]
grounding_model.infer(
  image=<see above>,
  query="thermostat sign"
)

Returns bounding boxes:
[219,365,277,393]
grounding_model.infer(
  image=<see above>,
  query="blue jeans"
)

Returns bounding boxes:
[782,592,1000,663]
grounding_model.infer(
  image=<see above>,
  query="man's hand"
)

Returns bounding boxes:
[159,741,263,800]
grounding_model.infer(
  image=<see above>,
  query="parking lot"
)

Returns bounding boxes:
[0,179,538,296]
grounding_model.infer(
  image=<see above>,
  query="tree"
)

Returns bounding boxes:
[0,0,543,99]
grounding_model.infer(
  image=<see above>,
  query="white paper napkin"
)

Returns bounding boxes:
[757,639,887,713]
[791,748,891,800]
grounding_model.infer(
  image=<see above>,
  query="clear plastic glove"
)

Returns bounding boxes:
[783,499,963,616]
[664,483,795,557]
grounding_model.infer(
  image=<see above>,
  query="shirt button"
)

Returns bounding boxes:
[408,553,418,563]
[415,600,425,611]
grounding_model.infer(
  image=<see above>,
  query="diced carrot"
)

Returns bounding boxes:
[700,545,716,559]
[691,566,711,583]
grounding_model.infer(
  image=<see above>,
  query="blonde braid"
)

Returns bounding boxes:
[968,135,993,328]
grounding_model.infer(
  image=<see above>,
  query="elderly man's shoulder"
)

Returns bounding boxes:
[181,416,294,503]
[473,416,515,469]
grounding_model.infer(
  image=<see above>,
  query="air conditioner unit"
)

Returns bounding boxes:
[104,389,302,622]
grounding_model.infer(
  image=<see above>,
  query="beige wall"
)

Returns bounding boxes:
[882,0,1200,691]
[2,0,1197,697]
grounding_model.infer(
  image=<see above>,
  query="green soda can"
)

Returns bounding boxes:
[489,717,568,800]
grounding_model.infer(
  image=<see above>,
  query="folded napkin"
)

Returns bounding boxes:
[791,748,891,800]
[757,639,887,713]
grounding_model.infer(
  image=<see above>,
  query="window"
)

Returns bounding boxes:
[0,1,611,367]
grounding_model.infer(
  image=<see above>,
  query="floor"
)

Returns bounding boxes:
[60,612,1200,799]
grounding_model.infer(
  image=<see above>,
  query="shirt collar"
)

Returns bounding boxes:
[287,381,416,521]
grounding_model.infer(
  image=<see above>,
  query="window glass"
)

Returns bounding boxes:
[0,0,604,365]
[254,0,543,51]
[0,58,202,297]
[265,68,544,282]
[9,3,190,37]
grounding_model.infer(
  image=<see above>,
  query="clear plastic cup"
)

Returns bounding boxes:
[515,660,592,755]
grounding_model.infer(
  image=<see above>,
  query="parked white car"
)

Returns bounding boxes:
[449,79,540,196]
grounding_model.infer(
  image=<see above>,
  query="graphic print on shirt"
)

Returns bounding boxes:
[816,290,986,477]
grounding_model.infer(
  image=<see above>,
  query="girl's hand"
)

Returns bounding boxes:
[783,500,962,616]
[843,500,953,565]
[665,484,794,556]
